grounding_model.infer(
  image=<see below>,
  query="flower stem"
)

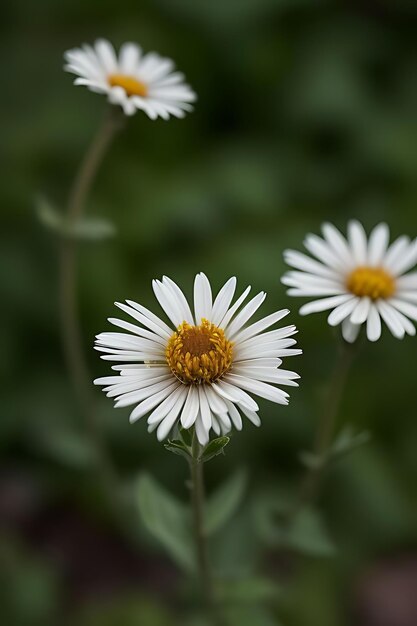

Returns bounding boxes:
[189,433,220,622]
[59,106,124,500]
[299,338,358,505]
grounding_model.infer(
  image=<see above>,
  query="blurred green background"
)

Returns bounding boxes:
[2,0,417,624]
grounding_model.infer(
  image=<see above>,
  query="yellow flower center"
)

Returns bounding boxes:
[108,73,148,97]
[346,266,395,300]
[166,319,233,385]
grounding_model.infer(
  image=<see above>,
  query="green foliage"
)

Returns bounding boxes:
[206,468,247,535]
[300,425,371,471]
[200,436,230,463]
[135,473,194,572]
[164,439,191,461]
[36,196,116,240]
[255,492,335,557]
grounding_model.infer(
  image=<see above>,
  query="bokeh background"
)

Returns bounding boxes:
[2,0,417,624]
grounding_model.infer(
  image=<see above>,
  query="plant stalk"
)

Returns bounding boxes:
[299,339,358,505]
[189,433,222,623]
[59,106,124,500]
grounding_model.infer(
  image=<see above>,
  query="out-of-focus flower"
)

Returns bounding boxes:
[64,38,196,119]
[94,273,301,444]
[282,221,417,342]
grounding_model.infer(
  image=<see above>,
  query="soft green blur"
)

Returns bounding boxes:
[1,1,417,625]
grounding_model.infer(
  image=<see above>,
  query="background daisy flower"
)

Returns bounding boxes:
[282,221,417,343]
[64,38,196,119]
[94,273,301,444]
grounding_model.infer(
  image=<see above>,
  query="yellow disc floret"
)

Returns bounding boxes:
[346,266,395,300]
[166,319,233,384]
[108,74,148,97]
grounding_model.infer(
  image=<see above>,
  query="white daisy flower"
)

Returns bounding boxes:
[94,273,301,445]
[282,221,417,343]
[64,38,196,119]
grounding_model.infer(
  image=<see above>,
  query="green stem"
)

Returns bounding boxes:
[189,433,225,624]
[299,339,358,505]
[59,107,124,502]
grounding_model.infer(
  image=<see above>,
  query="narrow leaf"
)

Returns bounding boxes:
[136,473,194,572]
[201,436,230,463]
[206,468,247,535]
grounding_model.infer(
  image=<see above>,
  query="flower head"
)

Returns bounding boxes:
[64,39,196,119]
[94,274,301,444]
[282,221,417,342]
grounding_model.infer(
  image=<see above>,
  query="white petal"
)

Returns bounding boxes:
[389,298,417,321]
[350,297,371,324]
[232,309,290,344]
[198,386,213,430]
[383,236,410,271]
[156,387,188,440]
[341,319,361,343]
[129,381,179,423]
[288,286,347,297]
[366,305,382,342]
[321,222,354,266]
[348,220,367,265]
[108,317,167,345]
[218,286,251,329]
[283,249,340,279]
[368,223,389,266]
[224,374,289,405]
[304,234,346,271]
[148,385,187,426]
[117,301,172,339]
[396,272,417,290]
[194,273,213,323]
[95,39,118,73]
[238,403,261,426]
[226,292,266,338]
[389,239,417,276]
[327,297,359,326]
[115,378,176,408]
[224,399,243,430]
[299,294,353,315]
[204,385,228,415]
[153,279,183,327]
[211,380,259,411]
[211,277,237,326]
[376,301,405,339]
[195,413,210,445]
[119,42,141,73]
[181,386,200,429]
[162,276,194,324]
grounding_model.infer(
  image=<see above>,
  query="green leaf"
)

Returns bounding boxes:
[217,576,279,604]
[206,468,247,535]
[37,429,98,469]
[164,439,191,461]
[200,436,230,463]
[298,450,324,471]
[71,215,116,240]
[179,426,192,448]
[36,196,116,240]
[330,425,371,459]
[286,507,336,557]
[135,473,194,572]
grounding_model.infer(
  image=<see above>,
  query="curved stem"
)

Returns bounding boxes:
[59,107,123,496]
[298,339,358,506]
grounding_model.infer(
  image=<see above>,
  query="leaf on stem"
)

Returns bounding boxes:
[206,468,247,535]
[164,439,191,461]
[36,196,116,240]
[135,473,194,572]
[200,436,230,463]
